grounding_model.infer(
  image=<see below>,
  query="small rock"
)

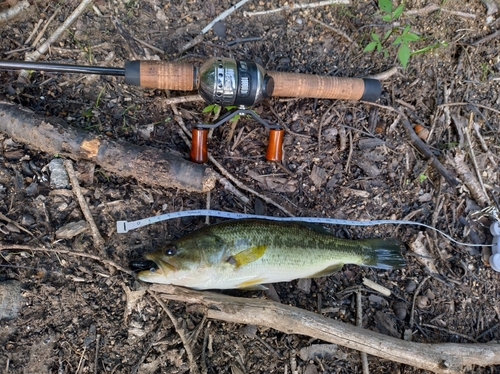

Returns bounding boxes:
[25,181,38,196]
[238,324,257,338]
[213,21,227,38]
[405,279,417,293]
[21,213,35,227]
[297,278,311,294]
[47,158,70,189]
[304,364,318,374]
[368,294,385,305]
[0,280,23,320]
[393,302,407,320]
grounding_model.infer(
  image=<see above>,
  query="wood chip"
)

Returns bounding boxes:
[362,278,391,297]
[55,220,88,239]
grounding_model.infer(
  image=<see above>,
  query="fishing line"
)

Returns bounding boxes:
[116,209,491,247]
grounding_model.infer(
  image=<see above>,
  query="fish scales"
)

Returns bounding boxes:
[134,219,405,290]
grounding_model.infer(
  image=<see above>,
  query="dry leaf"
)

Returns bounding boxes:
[409,232,439,274]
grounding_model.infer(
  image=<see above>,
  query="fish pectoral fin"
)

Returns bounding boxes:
[228,245,267,268]
[309,263,344,278]
[236,278,268,290]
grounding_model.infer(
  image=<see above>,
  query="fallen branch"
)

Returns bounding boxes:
[150,284,500,374]
[0,0,29,24]
[0,102,216,193]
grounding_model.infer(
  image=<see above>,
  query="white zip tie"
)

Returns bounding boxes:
[116,209,489,247]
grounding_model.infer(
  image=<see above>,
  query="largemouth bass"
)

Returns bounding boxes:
[132,219,405,290]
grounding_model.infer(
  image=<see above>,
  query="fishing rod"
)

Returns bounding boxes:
[0,58,382,163]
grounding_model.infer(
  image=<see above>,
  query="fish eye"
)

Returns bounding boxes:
[164,246,177,256]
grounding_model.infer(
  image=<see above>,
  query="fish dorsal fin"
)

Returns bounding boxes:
[309,263,344,278]
[228,245,267,268]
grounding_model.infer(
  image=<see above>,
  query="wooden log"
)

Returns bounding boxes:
[0,102,216,192]
[150,284,500,374]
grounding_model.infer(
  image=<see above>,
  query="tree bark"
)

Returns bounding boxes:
[0,102,215,192]
[150,284,500,374]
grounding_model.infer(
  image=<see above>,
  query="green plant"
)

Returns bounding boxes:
[202,104,242,122]
[418,173,427,183]
[364,0,424,68]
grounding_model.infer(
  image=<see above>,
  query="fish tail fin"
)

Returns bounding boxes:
[359,238,406,270]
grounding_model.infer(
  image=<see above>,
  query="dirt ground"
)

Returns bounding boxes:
[0,0,499,373]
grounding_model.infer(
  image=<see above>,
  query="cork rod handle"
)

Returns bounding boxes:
[268,71,381,102]
[124,61,198,91]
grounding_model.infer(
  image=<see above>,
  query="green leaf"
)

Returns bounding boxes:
[364,41,379,52]
[371,33,380,42]
[403,32,420,42]
[398,43,411,68]
[379,0,392,14]
[383,29,393,40]
[381,14,392,22]
[202,104,217,113]
[392,4,404,19]
[393,35,402,45]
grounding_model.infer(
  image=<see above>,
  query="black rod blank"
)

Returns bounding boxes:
[0,61,125,76]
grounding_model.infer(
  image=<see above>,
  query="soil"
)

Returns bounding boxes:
[0,0,499,373]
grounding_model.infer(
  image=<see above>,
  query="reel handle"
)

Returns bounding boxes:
[266,129,284,162]
[190,128,208,163]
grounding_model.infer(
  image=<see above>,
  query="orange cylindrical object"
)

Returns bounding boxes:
[268,71,366,100]
[190,128,208,163]
[266,129,284,161]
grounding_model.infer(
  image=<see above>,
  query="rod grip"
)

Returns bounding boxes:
[267,71,381,102]
[124,61,198,91]
[190,128,208,163]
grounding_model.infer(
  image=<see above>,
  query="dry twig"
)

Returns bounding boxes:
[0,244,135,276]
[64,159,106,249]
[405,4,476,19]
[356,290,370,374]
[243,0,350,17]
[151,283,500,374]
[449,150,489,207]
[202,0,251,34]
[0,211,34,237]
[308,16,353,43]
[0,0,28,23]
[149,291,199,374]
[364,66,400,81]
[30,6,61,48]
[463,113,490,204]
[25,0,93,62]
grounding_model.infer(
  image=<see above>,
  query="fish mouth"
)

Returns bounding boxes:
[130,253,177,281]
[129,259,159,273]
